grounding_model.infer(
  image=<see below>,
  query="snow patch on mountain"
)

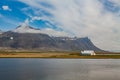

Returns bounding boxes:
[12,19,70,37]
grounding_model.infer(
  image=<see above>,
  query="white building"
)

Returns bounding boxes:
[81,50,96,56]
[10,37,14,40]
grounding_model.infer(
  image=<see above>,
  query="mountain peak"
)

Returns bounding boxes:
[15,19,36,31]
[12,19,41,33]
[12,26,70,37]
[11,19,70,37]
[12,24,39,33]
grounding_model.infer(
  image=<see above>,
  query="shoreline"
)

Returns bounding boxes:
[0,52,120,59]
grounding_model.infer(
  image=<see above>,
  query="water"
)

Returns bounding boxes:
[0,59,120,80]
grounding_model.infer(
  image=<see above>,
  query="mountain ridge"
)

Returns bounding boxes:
[0,31,102,51]
[11,24,70,37]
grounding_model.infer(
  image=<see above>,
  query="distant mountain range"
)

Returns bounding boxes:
[0,25,102,51]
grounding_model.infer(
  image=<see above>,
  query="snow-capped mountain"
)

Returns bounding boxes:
[12,23,70,37]
[12,23,42,33]
[0,22,102,51]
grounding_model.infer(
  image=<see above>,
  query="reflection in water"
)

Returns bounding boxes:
[0,59,120,80]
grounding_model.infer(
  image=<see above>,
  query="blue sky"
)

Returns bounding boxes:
[0,0,120,51]
[0,0,119,31]
[0,0,56,31]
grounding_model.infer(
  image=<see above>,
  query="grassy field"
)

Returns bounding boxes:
[0,51,120,59]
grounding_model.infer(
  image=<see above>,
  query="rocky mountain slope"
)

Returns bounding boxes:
[0,31,102,51]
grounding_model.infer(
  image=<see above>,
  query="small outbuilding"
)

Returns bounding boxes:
[10,37,14,40]
[81,50,96,56]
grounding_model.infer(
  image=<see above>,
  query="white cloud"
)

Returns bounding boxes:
[13,19,70,37]
[21,18,29,27]
[2,5,12,11]
[108,0,120,6]
[19,0,120,51]
[30,16,43,22]
[40,28,70,37]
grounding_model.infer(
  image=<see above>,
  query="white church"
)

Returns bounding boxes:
[81,50,96,56]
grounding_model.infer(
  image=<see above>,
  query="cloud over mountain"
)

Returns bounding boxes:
[18,0,120,51]
[0,0,120,51]
[12,19,70,37]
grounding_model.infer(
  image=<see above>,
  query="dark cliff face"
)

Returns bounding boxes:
[0,31,101,51]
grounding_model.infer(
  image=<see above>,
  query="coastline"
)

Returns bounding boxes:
[0,52,120,59]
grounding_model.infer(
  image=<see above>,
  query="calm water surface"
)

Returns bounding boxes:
[0,59,120,80]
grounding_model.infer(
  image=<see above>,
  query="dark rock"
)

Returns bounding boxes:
[0,31,102,51]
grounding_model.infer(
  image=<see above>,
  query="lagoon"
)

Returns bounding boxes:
[0,59,120,80]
